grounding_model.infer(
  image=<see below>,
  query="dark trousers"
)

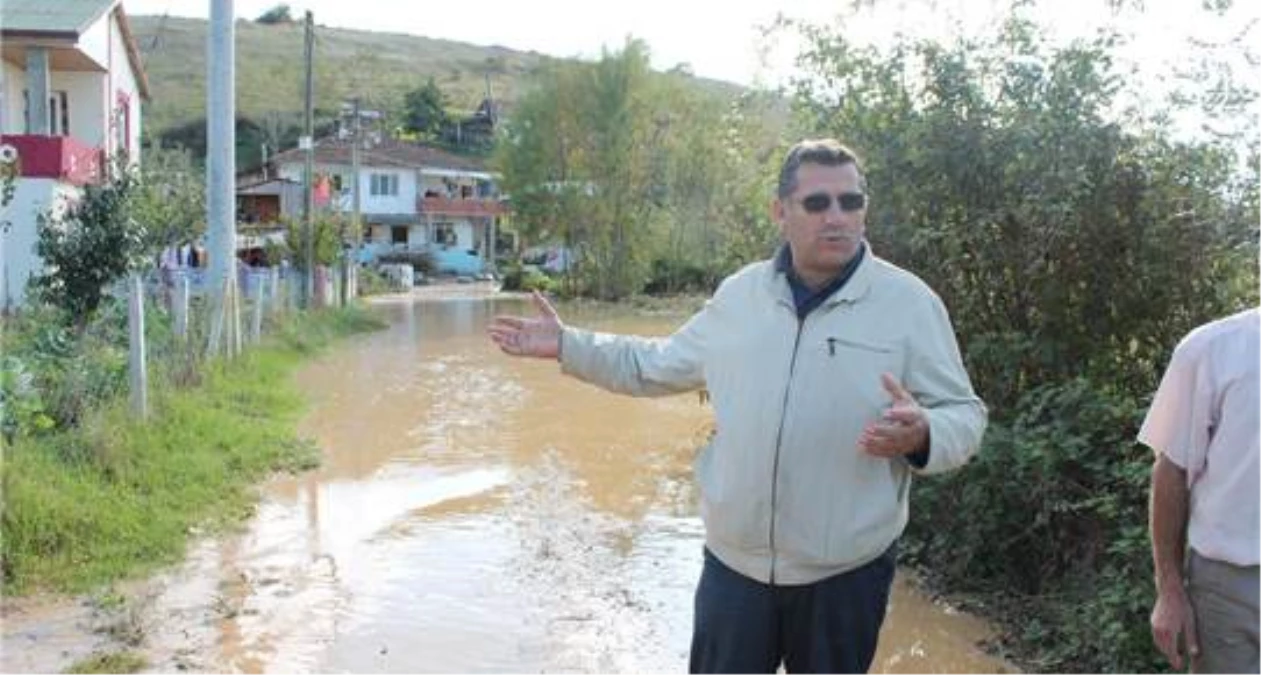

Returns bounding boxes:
[689,545,896,674]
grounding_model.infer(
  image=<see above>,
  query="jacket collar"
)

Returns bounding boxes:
[767,241,875,308]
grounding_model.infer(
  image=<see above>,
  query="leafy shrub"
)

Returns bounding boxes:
[356,267,393,296]
[32,168,146,326]
[499,262,555,293]
[789,12,1257,673]
[642,257,715,295]
[0,355,54,443]
[904,377,1160,671]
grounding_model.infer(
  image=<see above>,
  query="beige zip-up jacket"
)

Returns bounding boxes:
[560,250,987,585]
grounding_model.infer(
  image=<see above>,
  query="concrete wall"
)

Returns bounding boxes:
[60,71,107,145]
[1,178,74,310]
[279,162,420,216]
[1,61,21,134]
[358,168,416,215]
[1,51,134,158]
[76,13,111,69]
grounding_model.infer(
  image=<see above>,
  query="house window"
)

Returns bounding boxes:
[434,222,457,246]
[391,226,408,244]
[370,173,399,197]
[22,90,70,135]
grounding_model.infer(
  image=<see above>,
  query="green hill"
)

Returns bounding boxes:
[130,15,743,141]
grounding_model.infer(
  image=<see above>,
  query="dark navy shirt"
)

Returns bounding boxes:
[775,241,866,320]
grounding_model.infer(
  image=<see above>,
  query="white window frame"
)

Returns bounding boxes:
[23,90,70,135]
[434,222,457,246]
[370,173,399,197]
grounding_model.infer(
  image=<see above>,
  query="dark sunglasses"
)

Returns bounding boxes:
[800,191,867,214]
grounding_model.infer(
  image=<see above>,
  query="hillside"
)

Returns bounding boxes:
[130,15,744,138]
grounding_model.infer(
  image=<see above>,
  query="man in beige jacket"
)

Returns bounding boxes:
[489,138,987,673]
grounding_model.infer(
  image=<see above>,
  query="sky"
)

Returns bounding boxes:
[121,0,1259,91]
[123,0,1260,146]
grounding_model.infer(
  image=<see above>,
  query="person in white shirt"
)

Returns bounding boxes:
[1140,307,1260,673]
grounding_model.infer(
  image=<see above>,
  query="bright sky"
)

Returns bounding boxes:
[124,0,1261,146]
[123,0,1259,92]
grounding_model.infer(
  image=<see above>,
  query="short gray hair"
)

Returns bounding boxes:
[776,139,865,199]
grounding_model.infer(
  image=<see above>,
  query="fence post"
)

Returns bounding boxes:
[174,273,190,340]
[128,274,148,420]
[270,267,282,318]
[252,276,265,343]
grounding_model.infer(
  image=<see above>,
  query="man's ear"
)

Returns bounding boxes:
[771,198,786,234]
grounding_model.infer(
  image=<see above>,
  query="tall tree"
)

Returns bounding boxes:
[133,143,206,253]
[402,78,451,139]
[497,40,779,299]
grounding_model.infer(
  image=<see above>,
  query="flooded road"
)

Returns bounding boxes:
[2,292,1012,673]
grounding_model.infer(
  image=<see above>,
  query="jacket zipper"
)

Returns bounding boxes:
[768,315,805,585]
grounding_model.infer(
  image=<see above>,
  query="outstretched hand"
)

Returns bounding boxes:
[858,373,929,458]
[487,290,563,359]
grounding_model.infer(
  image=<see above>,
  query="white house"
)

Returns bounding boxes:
[265,137,508,274]
[0,0,150,310]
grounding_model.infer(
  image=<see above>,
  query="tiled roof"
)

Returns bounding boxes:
[269,138,492,174]
[1,0,116,35]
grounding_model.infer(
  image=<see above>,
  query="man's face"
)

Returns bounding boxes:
[773,162,867,283]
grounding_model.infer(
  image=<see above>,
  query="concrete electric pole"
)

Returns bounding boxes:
[206,0,240,356]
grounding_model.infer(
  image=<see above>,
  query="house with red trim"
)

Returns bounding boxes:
[0,0,150,310]
[262,137,511,275]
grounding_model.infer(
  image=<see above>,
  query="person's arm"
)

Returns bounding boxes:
[870,293,985,474]
[487,289,713,397]
[1149,453,1198,670]
[559,299,712,397]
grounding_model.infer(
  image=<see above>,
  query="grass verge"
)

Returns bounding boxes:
[63,650,147,674]
[1,306,387,594]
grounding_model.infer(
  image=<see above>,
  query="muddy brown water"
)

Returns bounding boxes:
[1,291,1013,673]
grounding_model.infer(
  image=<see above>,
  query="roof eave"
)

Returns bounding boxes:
[112,6,151,101]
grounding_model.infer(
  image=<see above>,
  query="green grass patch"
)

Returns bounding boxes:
[1,306,386,594]
[64,650,147,674]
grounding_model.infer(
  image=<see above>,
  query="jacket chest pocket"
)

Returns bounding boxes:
[806,335,904,413]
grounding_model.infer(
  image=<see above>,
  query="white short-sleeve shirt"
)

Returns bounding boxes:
[1138,307,1260,566]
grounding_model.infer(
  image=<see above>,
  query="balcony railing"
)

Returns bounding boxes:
[419,195,506,218]
[0,134,104,185]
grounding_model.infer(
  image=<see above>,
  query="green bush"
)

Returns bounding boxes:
[904,377,1159,671]
[356,267,393,296]
[32,167,147,326]
[499,262,556,293]
[0,306,386,593]
[789,12,1257,673]
[642,257,716,295]
[0,302,131,435]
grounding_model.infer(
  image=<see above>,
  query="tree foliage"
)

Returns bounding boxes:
[402,78,452,139]
[783,8,1256,672]
[496,41,783,298]
[32,166,147,326]
[279,214,345,269]
[132,144,206,253]
[254,4,294,25]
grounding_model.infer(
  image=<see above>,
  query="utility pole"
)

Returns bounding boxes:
[484,71,497,273]
[348,96,363,302]
[301,10,315,308]
[206,0,239,357]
